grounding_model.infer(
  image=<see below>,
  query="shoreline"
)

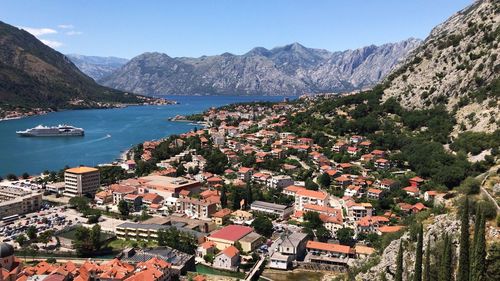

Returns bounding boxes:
[0,100,178,123]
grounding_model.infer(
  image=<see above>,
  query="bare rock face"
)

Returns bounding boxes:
[383,0,500,133]
[100,39,421,96]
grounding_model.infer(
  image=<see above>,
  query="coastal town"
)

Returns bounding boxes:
[3,95,496,281]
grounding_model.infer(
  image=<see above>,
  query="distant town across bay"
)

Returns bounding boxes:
[0,95,294,176]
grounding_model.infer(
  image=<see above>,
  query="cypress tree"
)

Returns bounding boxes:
[414,223,424,281]
[439,234,453,281]
[470,205,481,280]
[396,241,404,281]
[472,210,486,281]
[423,236,431,281]
[220,185,227,208]
[232,189,241,210]
[457,197,470,281]
[245,181,253,208]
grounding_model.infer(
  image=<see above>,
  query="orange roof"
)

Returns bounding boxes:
[355,245,375,255]
[66,166,98,174]
[284,185,306,193]
[207,176,223,182]
[403,186,419,194]
[378,225,403,233]
[212,208,232,218]
[367,188,383,194]
[296,189,328,200]
[238,167,253,173]
[306,241,351,254]
[326,169,339,176]
[410,176,424,182]
[142,193,163,201]
[335,175,351,182]
[200,241,217,249]
[412,202,427,211]
[220,245,240,258]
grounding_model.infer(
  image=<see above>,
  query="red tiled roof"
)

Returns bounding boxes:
[209,225,253,242]
[296,189,328,200]
[219,245,240,258]
[306,241,351,254]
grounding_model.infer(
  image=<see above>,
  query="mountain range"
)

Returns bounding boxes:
[97,39,421,96]
[0,21,150,115]
[66,54,128,81]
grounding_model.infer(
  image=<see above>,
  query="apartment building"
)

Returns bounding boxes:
[63,166,100,197]
[0,187,42,219]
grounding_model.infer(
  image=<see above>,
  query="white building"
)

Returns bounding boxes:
[63,166,100,197]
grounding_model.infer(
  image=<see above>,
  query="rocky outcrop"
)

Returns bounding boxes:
[100,39,421,96]
[382,0,500,133]
[356,214,461,281]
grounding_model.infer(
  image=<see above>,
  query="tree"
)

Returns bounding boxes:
[315,226,330,242]
[423,236,431,281]
[380,272,388,281]
[471,208,486,281]
[73,226,94,256]
[157,228,197,254]
[439,234,453,281]
[251,216,273,237]
[336,227,355,246]
[245,182,253,208]
[15,234,28,247]
[203,253,215,264]
[303,211,323,229]
[69,196,90,212]
[220,185,228,208]
[232,190,241,210]
[318,173,331,188]
[176,164,186,177]
[458,197,470,281]
[458,177,480,195]
[6,174,18,181]
[90,224,102,251]
[414,223,423,281]
[26,226,37,240]
[395,241,404,281]
[22,172,30,179]
[38,230,54,248]
[118,200,130,217]
[305,178,319,191]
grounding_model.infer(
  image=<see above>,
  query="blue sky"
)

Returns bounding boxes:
[1,0,473,59]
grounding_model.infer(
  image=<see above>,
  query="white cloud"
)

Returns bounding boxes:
[66,30,83,36]
[40,39,63,48]
[21,27,57,36]
[58,24,74,29]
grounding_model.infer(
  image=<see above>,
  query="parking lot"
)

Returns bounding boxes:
[0,205,76,243]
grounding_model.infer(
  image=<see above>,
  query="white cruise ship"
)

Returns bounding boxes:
[16,125,84,137]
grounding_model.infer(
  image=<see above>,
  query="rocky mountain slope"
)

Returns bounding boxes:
[382,0,500,133]
[0,21,149,114]
[100,39,421,96]
[66,54,128,81]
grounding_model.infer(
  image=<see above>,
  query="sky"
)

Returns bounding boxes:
[0,0,473,59]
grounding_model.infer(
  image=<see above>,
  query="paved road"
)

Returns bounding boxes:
[289,156,311,170]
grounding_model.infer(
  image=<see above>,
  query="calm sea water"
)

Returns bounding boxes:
[0,95,292,176]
